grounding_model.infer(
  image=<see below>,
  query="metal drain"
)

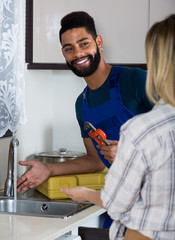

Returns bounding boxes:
[41,203,48,211]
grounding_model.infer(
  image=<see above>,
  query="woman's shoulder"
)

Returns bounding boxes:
[121,103,175,141]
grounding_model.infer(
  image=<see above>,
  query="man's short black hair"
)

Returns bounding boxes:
[59,11,97,43]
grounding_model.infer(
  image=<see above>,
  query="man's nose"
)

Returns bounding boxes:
[74,46,84,58]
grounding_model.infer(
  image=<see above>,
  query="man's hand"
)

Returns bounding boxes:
[97,140,118,164]
[17,160,51,192]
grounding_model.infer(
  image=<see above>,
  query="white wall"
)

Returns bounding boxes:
[52,70,86,152]
[15,67,54,177]
[15,68,86,178]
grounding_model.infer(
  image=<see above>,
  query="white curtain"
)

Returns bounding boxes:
[0,0,26,137]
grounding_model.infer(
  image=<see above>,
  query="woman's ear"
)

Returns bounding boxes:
[96,35,103,49]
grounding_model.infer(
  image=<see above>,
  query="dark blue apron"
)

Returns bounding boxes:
[82,66,135,168]
[82,66,135,229]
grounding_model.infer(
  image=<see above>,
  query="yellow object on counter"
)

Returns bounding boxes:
[76,173,105,190]
[36,169,108,199]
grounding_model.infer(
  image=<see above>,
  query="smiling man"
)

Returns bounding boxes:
[17,12,152,219]
[59,11,153,169]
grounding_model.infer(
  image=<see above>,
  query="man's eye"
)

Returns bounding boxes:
[65,48,72,52]
[81,42,89,47]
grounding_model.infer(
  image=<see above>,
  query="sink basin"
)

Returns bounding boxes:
[0,197,92,219]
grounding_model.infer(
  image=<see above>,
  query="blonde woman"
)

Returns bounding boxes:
[62,14,175,240]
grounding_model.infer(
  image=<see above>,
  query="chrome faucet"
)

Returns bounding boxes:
[4,137,19,197]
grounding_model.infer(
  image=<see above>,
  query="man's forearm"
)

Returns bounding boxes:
[47,155,105,176]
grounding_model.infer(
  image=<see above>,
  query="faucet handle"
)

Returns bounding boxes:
[12,137,19,147]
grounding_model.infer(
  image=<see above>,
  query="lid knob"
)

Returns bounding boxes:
[59,148,67,155]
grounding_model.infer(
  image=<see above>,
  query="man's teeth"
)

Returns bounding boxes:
[76,58,88,64]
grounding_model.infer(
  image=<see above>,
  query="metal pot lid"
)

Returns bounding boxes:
[35,148,85,158]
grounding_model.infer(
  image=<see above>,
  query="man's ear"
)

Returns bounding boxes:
[96,35,103,49]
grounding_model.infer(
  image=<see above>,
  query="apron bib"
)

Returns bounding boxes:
[82,66,134,168]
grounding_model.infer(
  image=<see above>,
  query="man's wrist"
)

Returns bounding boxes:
[46,163,55,177]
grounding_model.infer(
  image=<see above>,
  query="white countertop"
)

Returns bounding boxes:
[0,205,106,240]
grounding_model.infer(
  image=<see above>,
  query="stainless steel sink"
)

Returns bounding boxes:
[0,197,92,219]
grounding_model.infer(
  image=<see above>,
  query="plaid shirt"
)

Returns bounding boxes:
[101,101,175,240]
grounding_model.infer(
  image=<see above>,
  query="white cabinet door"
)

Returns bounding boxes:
[30,0,175,65]
[150,0,175,26]
[99,0,149,64]
[32,0,149,64]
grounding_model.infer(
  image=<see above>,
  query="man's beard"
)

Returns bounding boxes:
[66,45,101,77]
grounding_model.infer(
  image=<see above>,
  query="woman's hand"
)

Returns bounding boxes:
[61,187,89,202]
[61,187,104,207]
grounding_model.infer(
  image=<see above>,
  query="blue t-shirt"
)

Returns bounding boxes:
[76,66,153,138]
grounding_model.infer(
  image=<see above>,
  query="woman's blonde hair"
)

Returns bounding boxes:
[146,14,175,106]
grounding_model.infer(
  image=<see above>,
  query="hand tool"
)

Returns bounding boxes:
[84,121,111,146]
